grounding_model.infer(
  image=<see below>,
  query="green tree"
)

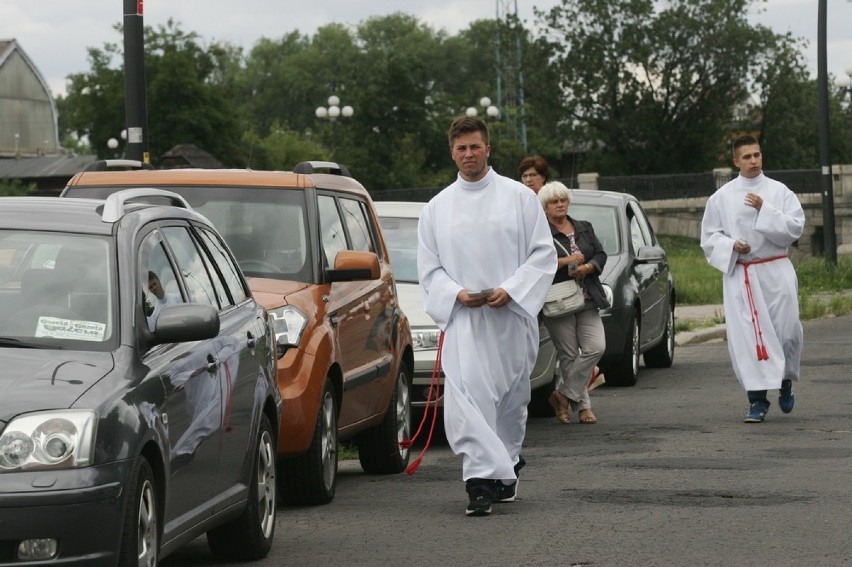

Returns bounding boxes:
[537,0,806,175]
[58,20,243,166]
[0,179,36,196]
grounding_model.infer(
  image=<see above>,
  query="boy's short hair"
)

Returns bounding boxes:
[448,116,490,149]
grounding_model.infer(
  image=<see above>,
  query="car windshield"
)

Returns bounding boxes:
[568,204,621,255]
[377,216,419,283]
[0,231,115,348]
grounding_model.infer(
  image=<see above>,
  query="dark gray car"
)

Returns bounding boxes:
[569,190,676,386]
[0,190,281,565]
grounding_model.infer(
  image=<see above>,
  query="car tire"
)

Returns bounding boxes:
[117,458,158,567]
[278,377,338,505]
[207,414,277,560]
[607,308,640,387]
[357,361,412,474]
[644,302,675,368]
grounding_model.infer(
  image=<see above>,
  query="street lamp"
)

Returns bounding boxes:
[315,95,354,122]
[835,66,852,111]
[465,96,500,119]
[106,129,127,158]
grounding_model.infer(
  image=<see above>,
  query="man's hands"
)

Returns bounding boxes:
[458,288,510,308]
[744,192,763,210]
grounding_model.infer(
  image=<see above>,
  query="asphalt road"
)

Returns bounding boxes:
[164,314,852,567]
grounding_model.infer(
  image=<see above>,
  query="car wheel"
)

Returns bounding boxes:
[528,374,557,418]
[357,361,412,474]
[117,458,158,567]
[207,414,277,560]
[278,377,338,505]
[608,308,640,386]
[644,302,675,368]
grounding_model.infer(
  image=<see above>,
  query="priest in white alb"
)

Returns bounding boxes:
[417,116,556,516]
[700,134,805,424]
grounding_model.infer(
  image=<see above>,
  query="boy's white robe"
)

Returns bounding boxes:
[700,172,805,391]
[417,168,556,482]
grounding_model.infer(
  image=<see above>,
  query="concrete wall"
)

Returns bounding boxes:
[582,165,852,258]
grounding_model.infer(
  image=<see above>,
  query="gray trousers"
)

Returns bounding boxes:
[543,302,606,411]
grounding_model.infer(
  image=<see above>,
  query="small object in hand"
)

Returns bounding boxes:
[468,288,494,298]
[736,239,747,247]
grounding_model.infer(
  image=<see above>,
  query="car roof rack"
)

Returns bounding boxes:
[293,161,351,177]
[84,159,155,172]
[101,188,192,223]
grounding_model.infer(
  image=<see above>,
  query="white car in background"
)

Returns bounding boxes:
[374,201,558,415]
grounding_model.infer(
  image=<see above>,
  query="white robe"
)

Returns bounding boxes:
[700,172,805,391]
[417,167,556,482]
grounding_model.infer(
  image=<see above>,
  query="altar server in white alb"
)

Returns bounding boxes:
[417,116,556,516]
[700,134,805,424]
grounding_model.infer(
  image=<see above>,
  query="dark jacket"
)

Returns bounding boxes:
[550,215,610,309]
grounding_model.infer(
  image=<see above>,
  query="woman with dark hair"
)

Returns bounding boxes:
[517,155,549,194]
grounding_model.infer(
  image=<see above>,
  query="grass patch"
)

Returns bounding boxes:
[659,235,852,321]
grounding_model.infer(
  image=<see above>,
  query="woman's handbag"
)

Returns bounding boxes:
[542,238,585,318]
[542,279,584,318]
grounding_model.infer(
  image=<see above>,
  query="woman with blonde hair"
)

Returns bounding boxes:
[538,181,609,424]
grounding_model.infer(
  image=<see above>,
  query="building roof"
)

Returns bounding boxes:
[0,154,96,179]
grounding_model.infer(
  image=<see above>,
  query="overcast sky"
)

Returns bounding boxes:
[2,0,852,98]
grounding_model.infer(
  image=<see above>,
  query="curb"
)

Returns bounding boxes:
[675,324,726,346]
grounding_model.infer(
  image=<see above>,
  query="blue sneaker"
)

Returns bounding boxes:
[779,380,795,413]
[744,402,769,423]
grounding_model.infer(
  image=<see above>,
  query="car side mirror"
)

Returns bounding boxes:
[325,250,381,282]
[151,303,220,343]
[635,245,666,263]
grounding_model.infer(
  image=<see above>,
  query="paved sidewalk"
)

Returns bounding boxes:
[675,304,726,346]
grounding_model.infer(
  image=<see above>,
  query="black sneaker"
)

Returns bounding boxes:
[465,479,494,516]
[495,456,526,503]
[495,479,518,503]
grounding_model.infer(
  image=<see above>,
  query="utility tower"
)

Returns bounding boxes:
[495,0,528,152]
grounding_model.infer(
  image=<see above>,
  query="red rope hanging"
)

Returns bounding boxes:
[738,255,786,361]
[399,331,444,476]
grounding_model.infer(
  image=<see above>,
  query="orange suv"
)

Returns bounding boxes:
[62,161,414,505]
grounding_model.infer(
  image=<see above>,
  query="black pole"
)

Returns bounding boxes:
[817,0,837,264]
[123,0,149,164]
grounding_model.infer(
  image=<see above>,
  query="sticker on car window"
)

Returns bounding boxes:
[35,317,106,341]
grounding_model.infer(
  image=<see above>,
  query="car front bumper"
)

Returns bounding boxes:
[0,459,132,566]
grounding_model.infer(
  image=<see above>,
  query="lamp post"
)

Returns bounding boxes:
[315,95,354,160]
[465,96,500,120]
[816,0,837,264]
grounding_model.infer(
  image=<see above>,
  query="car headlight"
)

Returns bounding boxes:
[0,410,97,472]
[412,327,441,351]
[269,306,308,357]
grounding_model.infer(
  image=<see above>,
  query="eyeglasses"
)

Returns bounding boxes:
[521,172,541,180]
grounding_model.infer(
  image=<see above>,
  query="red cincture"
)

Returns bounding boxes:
[399,331,444,476]
[737,255,787,361]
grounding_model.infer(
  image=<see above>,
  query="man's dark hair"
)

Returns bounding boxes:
[732,134,759,156]
[448,116,490,149]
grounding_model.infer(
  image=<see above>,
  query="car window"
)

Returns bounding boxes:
[197,226,248,305]
[568,204,620,255]
[139,230,185,333]
[339,197,375,254]
[318,195,347,268]
[629,201,656,246]
[161,226,220,308]
[377,216,419,283]
[0,232,115,346]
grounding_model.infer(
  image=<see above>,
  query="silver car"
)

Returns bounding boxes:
[374,201,557,414]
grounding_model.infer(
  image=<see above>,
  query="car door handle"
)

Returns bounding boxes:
[247,331,257,349]
[206,353,219,374]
